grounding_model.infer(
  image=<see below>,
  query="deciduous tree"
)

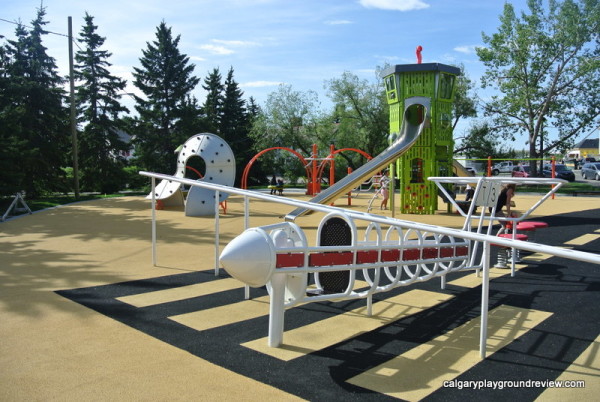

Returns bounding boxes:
[477,0,600,174]
[452,64,478,131]
[325,71,388,160]
[455,122,502,160]
[249,84,322,155]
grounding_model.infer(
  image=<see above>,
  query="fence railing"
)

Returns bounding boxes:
[139,171,600,357]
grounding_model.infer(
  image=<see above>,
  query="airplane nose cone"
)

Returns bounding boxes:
[219,228,276,287]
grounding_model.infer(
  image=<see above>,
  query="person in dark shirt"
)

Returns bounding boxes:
[465,184,475,202]
[491,183,516,233]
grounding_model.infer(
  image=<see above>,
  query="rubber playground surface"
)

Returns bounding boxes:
[1,190,599,401]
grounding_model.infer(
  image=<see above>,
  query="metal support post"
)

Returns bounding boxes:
[151,177,157,266]
[479,240,491,358]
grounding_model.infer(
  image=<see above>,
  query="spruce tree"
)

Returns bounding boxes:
[132,21,200,173]
[201,67,224,134]
[3,7,69,197]
[0,39,26,195]
[175,95,207,139]
[241,96,268,185]
[220,67,247,143]
[246,96,261,121]
[75,13,129,193]
[220,67,250,184]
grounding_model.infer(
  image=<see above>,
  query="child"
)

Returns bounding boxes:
[379,170,390,210]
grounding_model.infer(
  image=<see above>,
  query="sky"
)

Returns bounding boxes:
[1,0,533,135]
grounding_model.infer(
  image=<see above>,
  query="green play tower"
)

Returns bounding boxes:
[381,62,461,214]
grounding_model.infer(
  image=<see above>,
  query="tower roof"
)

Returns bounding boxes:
[381,63,461,77]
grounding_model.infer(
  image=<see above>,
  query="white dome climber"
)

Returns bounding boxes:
[146,133,236,216]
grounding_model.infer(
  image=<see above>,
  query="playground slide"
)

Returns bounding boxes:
[452,160,476,177]
[285,96,430,221]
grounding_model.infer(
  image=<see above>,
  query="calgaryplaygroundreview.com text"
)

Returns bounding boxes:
[443,379,586,390]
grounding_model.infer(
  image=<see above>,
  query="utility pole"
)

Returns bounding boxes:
[68,16,80,199]
[539,118,545,174]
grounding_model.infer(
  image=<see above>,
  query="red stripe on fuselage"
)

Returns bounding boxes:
[275,244,469,268]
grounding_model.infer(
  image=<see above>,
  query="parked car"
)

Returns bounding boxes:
[511,165,530,178]
[581,162,600,180]
[575,157,597,170]
[542,164,575,182]
[492,161,515,175]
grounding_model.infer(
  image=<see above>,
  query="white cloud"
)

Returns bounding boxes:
[454,45,480,54]
[374,54,404,64]
[358,0,430,12]
[325,20,353,25]
[199,44,235,55]
[440,53,458,64]
[241,81,284,88]
[211,39,260,47]
[198,39,260,56]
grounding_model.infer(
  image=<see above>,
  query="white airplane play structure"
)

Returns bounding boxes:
[141,169,600,358]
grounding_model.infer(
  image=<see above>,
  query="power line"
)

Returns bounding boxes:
[0,17,83,50]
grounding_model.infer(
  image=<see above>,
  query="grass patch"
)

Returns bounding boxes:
[518,181,599,194]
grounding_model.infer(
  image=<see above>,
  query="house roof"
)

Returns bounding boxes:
[574,138,599,149]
